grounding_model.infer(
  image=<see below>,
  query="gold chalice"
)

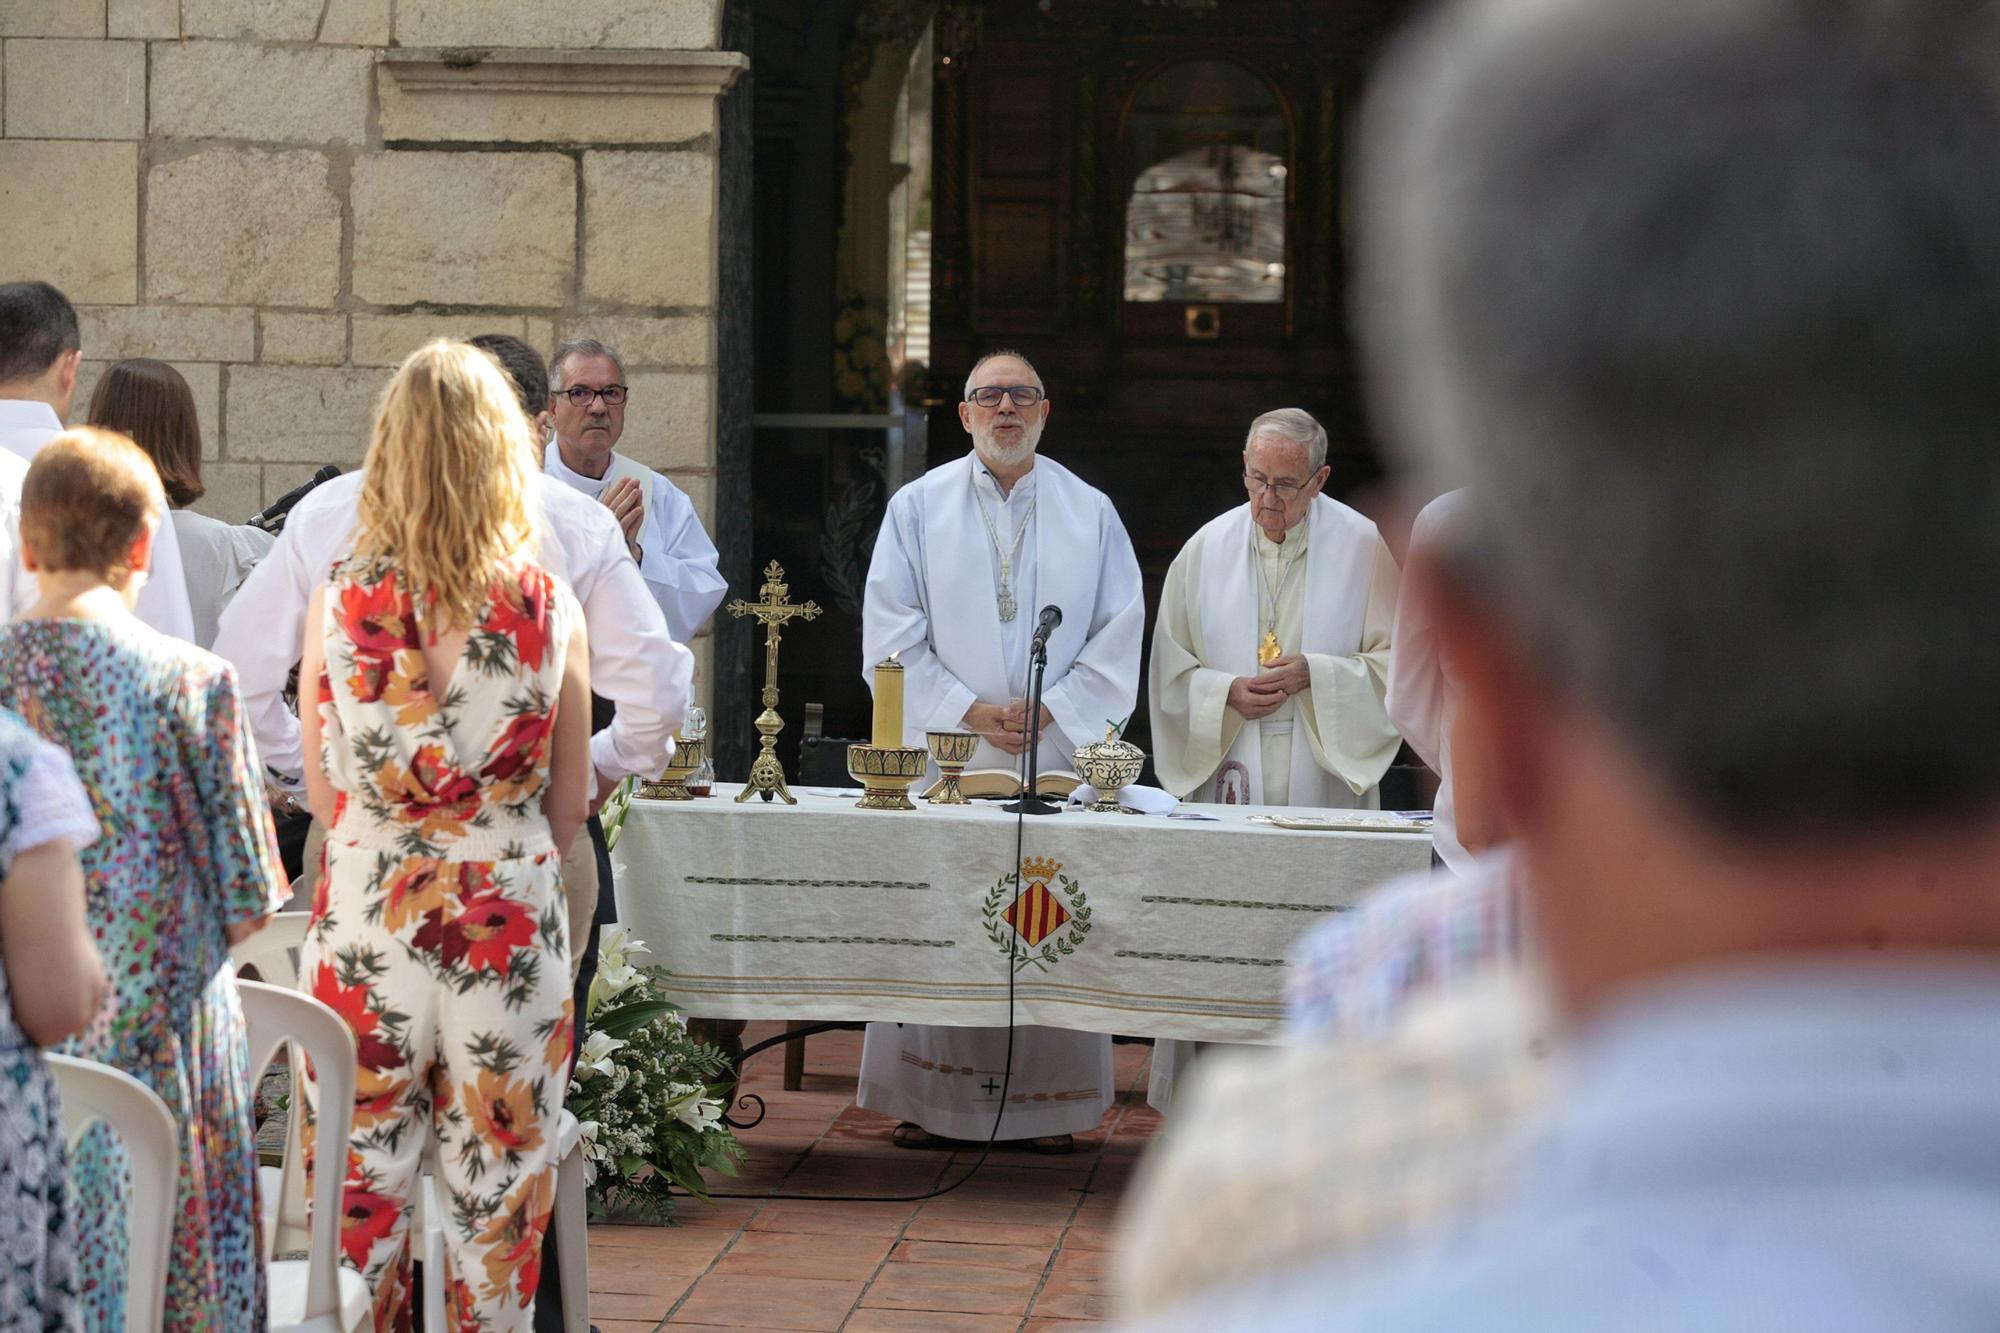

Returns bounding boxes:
[639,734,705,801]
[845,742,930,811]
[925,730,980,805]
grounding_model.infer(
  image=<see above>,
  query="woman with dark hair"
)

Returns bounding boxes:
[87,359,273,648]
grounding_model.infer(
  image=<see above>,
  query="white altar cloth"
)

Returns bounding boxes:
[611,784,1430,1045]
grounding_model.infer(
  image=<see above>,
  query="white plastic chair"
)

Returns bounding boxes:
[237,979,371,1332]
[46,1054,177,1333]
[232,912,316,1259]
[235,914,590,1329]
[417,1109,590,1333]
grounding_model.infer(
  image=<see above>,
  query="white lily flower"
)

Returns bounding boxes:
[585,959,641,1017]
[576,1119,603,1184]
[671,1092,724,1133]
[596,925,651,973]
[576,1029,626,1080]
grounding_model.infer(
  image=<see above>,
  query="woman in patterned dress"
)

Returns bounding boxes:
[0,428,288,1331]
[0,705,106,1330]
[297,341,590,1332]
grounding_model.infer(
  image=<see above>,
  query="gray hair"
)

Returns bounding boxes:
[1356,0,2000,828]
[963,349,1045,401]
[549,337,626,392]
[1243,408,1327,475]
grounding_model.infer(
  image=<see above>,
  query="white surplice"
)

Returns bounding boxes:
[1150,497,1400,808]
[1145,496,1400,1113]
[0,398,197,640]
[1388,490,1477,876]
[216,469,691,796]
[544,445,728,644]
[858,449,1143,1140]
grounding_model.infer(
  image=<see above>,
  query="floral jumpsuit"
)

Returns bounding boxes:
[300,557,577,1333]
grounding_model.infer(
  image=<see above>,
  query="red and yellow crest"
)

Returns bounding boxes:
[984,857,1093,971]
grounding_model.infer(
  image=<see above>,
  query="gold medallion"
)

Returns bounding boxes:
[1258,630,1282,667]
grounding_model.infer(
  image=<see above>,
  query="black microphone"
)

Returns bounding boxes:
[1031,604,1063,650]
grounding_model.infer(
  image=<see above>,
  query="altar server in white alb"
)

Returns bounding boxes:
[859,349,1144,1152]
[1387,488,1482,874]
[544,337,728,643]
[1149,409,1400,809]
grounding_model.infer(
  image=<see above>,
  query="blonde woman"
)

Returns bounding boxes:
[297,342,590,1332]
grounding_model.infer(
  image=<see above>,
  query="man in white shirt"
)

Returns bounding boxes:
[214,424,693,835]
[0,281,195,637]
[859,350,1145,1152]
[544,337,726,644]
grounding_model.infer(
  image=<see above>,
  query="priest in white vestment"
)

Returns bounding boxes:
[1145,408,1401,1112]
[859,350,1144,1150]
[545,337,728,643]
[1150,408,1400,810]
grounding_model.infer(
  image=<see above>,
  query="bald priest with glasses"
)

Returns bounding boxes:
[1148,409,1401,810]
[544,336,727,643]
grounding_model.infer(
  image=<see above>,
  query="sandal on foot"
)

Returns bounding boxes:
[892,1122,975,1150]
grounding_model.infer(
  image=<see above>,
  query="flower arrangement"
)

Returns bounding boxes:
[565,926,743,1222]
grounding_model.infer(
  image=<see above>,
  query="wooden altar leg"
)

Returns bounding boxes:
[783,1020,808,1090]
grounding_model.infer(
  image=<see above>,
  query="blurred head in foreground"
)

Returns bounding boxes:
[1357,0,2000,1016]
[21,427,165,605]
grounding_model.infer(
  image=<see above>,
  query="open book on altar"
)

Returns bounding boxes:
[922,769,1083,800]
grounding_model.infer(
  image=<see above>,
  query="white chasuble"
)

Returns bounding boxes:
[1149,497,1400,808]
[858,450,1142,1140]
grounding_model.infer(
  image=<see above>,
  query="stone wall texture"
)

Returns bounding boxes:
[1,0,734,696]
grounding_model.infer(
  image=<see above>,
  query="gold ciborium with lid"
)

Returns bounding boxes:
[1072,724,1145,814]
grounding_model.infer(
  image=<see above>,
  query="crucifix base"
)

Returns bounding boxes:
[735,707,797,804]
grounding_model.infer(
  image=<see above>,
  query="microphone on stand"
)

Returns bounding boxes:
[1006,605,1066,816]
[1030,604,1063,661]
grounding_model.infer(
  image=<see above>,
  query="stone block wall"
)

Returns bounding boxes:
[0,0,739,695]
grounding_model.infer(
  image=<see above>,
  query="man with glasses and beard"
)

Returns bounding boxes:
[544,337,726,644]
[858,349,1144,1153]
[1149,408,1400,811]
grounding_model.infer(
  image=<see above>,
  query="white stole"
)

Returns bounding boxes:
[901,454,1107,774]
[1197,497,1378,806]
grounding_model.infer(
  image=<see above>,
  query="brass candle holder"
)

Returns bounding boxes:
[638,734,705,801]
[846,743,930,811]
[925,730,979,805]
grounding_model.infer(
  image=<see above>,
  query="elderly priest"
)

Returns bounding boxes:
[859,349,1144,1152]
[1149,409,1400,809]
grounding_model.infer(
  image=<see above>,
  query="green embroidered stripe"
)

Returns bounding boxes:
[1138,895,1353,913]
[1114,949,1285,967]
[686,876,932,891]
[710,933,956,948]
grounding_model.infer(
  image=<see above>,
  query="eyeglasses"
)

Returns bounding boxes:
[558,384,628,407]
[966,385,1046,409]
[1244,472,1308,498]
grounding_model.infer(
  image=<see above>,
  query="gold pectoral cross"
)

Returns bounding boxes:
[1258,630,1282,667]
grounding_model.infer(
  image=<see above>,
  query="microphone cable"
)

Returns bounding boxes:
[692,641,1047,1204]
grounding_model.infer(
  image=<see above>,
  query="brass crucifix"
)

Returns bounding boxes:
[727,560,822,804]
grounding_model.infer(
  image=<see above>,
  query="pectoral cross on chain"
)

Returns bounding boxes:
[727,561,822,804]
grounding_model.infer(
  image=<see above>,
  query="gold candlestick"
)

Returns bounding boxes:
[727,561,822,804]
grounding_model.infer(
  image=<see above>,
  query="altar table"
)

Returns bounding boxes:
[611,784,1431,1045]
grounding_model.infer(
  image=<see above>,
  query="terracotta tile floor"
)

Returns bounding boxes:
[585,1022,1155,1330]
